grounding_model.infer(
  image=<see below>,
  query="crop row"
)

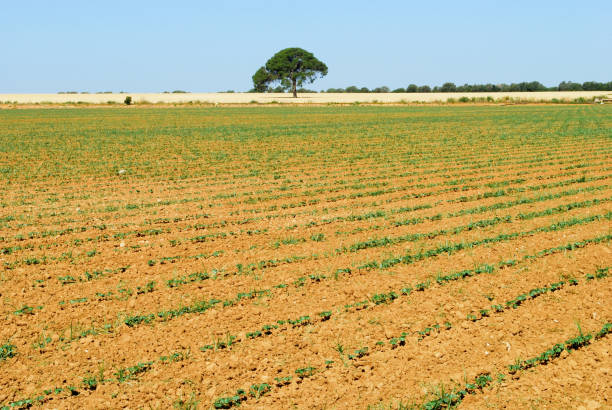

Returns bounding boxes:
[35,183,607,296]
[126,235,611,352]
[11,183,607,313]
[339,196,610,254]
[415,322,612,410]
[37,208,610,328]
[4,160,601,251]
[25,229,610,355]
[84,146,607,212]
[7,141,586,221]
[358,212,611,271]
[206,268,610,409]
[4,163,608,266]
[0,350,190,410]
[4,153,606,247]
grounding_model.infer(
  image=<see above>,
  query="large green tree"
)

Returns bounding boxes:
[252,48,328,97]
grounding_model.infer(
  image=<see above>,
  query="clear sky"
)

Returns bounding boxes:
[2,0,611,93]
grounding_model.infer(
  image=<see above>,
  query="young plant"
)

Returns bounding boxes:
[0,341,16,361]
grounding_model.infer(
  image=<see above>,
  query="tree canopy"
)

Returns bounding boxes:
[252,48,328,97]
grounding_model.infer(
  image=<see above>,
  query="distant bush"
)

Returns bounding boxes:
[558,81,583,91]
[124,96,132,105]
[372,86,390,93]
[172,90,189,93]
[458,96,470,103]
[440,82,457,92]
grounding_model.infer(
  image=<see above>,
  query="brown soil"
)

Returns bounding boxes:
[0,107,610,409]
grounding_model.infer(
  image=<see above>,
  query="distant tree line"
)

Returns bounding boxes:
[250,81,612,93]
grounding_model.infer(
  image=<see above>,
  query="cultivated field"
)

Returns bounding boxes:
[0,105,611,409]
[1,91,611,105]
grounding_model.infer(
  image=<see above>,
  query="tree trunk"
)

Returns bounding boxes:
[292,78,297,98]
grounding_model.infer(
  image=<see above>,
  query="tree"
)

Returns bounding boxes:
[558,81,583,91]
[252,48,328,97]
[372,86,390,93]
[440,82,457,92]
[252,67,272,92]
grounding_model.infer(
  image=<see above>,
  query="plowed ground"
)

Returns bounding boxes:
[0,105,610,409]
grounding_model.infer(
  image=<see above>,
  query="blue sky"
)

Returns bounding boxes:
[2,0,611,93]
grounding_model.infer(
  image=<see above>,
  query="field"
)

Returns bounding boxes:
[1,90,611,105]
[0,105,611,409]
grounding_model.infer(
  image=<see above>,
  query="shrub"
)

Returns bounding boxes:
[124,96,132,105]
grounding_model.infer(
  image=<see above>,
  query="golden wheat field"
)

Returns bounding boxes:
[1,91,610,105]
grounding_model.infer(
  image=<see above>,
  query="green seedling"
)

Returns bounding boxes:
[318,311,332,321]
[0,341,16,361]
[58,275,77,285]
[295,366,316,378]
[136,281,156,294]
[14,305,41,315]
[246,331,262,339]
[82,375,98,390]
[274,376,292,387]
[262,324,278,334]
[348,347,368,360]
[249,383,271,399]
[160,351,189,363]
[115,361,153,382]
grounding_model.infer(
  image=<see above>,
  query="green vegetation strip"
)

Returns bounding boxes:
[341,196,611,254]
[2,166,605,269]
[120,212,610,330]
[205,240,610,355]
[31,233,612,353]
[358,212,612,271]
[3,169,607,277]
[0,351,190,409]
[209,268,609,409]
[55,192,609,312]
[414,322,612,410]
